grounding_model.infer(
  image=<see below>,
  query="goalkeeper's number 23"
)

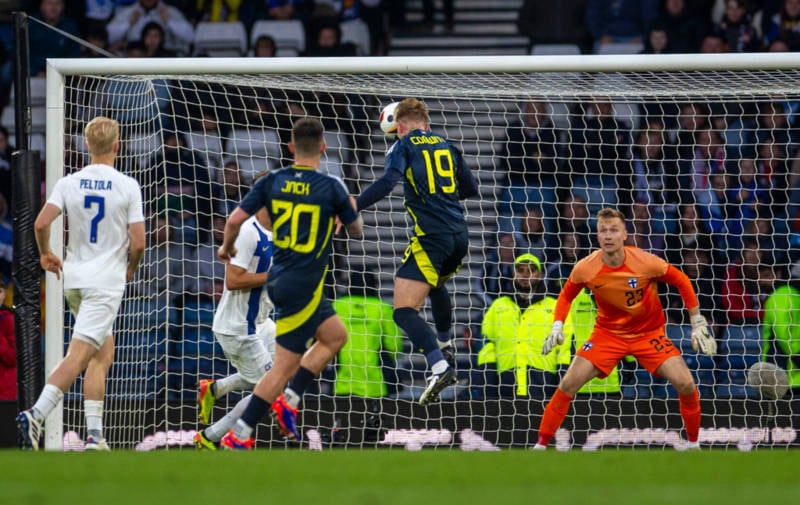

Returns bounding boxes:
[271,199,321,253]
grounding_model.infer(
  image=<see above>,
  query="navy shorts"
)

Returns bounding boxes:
[268,271,336,354]
[396,230,469,287]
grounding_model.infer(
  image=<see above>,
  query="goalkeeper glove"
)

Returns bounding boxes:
[690,314,716,356]
[541,321,564,356]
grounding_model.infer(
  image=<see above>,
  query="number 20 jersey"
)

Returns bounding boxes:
[385,129,472,236]
[239,165,357,282]
[46,163,144,291]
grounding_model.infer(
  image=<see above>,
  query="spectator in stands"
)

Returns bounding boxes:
[763,0,800,50]
[625,118,681,233]
[680,126,725,209]
[302,22,357,56]
[627,200,665,255]
[585,0,659,51]
[716,0,761,51]
[186,109,225,175]
[665,246,723,327]
[0,277,15,400]
[767,37,792,50]
[761,272,800,398]
[29,0,81,77]
[565,97,630,214]
[556,194,592,238]
[498,101,560,228]
[700,32,728,52]
[140,21,176,57]
[0,193,11,281]
[332,268,405,398]
[252,34,276,57]
[515,206,555,263]
[239,0,307,33]
[654,0,710,53]
[80,23,110,58]
[477,253,570,398]
[722,237,771,324]
[123,40,147,57]
[669,102,710,161]
[642,23,670,53]
[478,231,518,304]
[189,0,241,23]
[664,202,715,265]
[142,214,188,304]
[359,0,388,55]
[545,230,591,292]
[107,0,195,56]
[755,136,792,219]
[517,0,591,53]
[216,159,245,216]
[186,213,226,298]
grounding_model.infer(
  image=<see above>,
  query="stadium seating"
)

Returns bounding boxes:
[531,43,581,55]
[250,20,305,54]
[340,18,371,55]
[192,21,248,57]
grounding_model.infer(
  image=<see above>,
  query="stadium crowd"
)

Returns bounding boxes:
[0,0,799,403]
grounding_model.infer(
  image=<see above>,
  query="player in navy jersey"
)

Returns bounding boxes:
[217,117,362,449]
[357,97,479,405]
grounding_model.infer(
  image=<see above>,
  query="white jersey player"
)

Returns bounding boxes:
[17,116,145,451]
[194,208,277,449]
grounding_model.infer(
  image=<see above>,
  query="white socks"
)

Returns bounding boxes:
[31,384,64,422]
[85,400,104,439]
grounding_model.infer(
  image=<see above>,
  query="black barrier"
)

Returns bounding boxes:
[12,149,41,412]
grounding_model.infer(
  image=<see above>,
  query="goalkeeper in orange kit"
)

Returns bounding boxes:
[534,208,717,450]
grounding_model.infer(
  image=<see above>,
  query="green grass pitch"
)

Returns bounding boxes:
[1,449,797,504]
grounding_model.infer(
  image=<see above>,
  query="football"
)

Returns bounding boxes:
[379,101,399,139]
[746,362,790,400]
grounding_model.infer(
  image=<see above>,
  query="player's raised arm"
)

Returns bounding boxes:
[33,203,63,280]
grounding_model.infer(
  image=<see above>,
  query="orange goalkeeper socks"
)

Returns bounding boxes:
[536,388,573,447]
[679,388,701,443]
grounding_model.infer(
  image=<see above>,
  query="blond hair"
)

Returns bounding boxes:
[596,207,626,224]
[84,116,119,156]
[395,97,429,125]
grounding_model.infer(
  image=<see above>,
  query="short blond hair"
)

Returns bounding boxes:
[395,97,429,124]
[596,207,626,224]
[84,116,119,156]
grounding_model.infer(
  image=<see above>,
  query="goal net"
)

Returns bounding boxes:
[43,55,799,450]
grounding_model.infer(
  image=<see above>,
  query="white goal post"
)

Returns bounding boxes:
[42,53,800,450]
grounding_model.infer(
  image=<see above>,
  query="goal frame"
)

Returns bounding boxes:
[43,53,800,450]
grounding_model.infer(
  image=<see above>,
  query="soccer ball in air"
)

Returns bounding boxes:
[379,101,400,139]
[747,362,790,400]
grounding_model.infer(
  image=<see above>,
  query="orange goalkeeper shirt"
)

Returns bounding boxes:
[553,246,699,339]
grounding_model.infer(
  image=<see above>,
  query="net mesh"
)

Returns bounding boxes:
[54,66,799,450]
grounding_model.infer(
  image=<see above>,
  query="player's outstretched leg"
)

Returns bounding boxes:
[197,379,216,425]
[271,393,300,440]
[16,409,43,450]
[193,430,218,450]
[219,431,254,450]
[419,366,457,406]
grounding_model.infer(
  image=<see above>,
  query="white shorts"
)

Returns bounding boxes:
[214,318,276,384]
[64,288,124,349]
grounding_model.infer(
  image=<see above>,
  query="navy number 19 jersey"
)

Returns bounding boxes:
[385,129,475,236]
[239,165,357,281]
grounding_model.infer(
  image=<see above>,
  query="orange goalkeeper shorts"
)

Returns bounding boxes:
[576,328,681,378]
